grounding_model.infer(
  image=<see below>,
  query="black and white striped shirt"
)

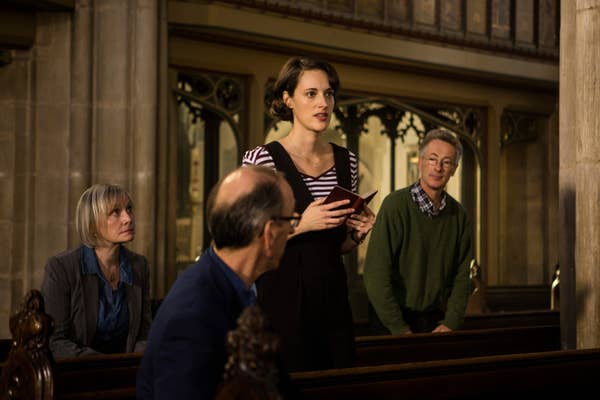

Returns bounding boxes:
[242,145,358,199]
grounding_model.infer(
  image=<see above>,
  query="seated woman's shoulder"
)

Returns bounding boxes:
[48,246,85,263]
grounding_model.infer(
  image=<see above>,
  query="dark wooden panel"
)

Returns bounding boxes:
[357,304,558,335]
[462,309,559,329]
[293,349,600,399]
[485,285,551,311]
[53,353,141,400]
[355,325,560,366]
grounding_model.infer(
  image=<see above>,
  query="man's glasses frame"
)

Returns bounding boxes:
[423,155,456,170]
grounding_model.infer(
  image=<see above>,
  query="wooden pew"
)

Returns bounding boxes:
[355,324,560,366]
[357,309,559,335]
[53,353,141,400]
[7,347,599,400]
[461,309,559,330]
[42,325,559,397]
[0,290,566,400]
[32,325,557,399]
[485,285,551,311]
[292,348,600,399]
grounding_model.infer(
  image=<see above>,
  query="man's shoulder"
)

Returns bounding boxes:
[160,253,231,312]
[379,186,413,210]
[383,186,412,200]
[444,193,470,217]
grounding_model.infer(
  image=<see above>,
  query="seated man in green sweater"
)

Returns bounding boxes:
[363,128,473,334]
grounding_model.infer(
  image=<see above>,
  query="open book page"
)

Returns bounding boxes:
[323,185,378,212]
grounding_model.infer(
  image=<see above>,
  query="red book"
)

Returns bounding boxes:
[323,185,378,213]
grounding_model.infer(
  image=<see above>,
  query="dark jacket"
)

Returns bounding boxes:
[136,249,246,400]
[40,245,151,357]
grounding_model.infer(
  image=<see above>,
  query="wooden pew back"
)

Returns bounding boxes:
[355,324,560,366]
[293,348,600,399]
[357,309,560,335]
[40,325,559,399]
[0,290,566,400]
[53,353,140,400]
[461,309,559,329]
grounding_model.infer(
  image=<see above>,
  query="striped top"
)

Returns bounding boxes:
[242,144,358,199]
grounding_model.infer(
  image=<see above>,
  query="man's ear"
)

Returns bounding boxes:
[261,220,276,257]
[450,164,457,177]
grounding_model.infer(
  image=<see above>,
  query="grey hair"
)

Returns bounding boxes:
[419,128,463,165]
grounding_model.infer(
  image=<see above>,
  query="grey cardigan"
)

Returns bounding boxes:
[41,245,152,358]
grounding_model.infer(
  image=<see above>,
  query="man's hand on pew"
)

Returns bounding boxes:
[432,324,452,333]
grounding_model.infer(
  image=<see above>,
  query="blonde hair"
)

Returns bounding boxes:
[76,184,132,247]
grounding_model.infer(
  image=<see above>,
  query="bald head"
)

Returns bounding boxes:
[215,167,276,209]
[207,166,288,249]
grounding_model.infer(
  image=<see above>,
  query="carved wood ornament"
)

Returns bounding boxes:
[215,305,282,400]
[0,290,55,400]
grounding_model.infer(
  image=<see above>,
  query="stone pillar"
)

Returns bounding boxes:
[154,0,169,297]
[128,0,158,282]
[574,0,600,349]
[92,0,158,291]
[0,0,160,336]
[69,1,93,245]
[31,11,73,291]
[0,49,34,338]
[558,0,577,350]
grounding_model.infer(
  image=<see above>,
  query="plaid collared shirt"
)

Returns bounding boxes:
[410,181,447,217]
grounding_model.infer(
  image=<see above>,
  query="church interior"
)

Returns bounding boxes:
[2,0,600,397]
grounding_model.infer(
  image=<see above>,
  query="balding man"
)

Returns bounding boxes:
[136,166,298,400]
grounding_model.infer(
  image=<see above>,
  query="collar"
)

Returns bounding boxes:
[410,181,447,217]
[81,245,133,286]
[208,246,257,308]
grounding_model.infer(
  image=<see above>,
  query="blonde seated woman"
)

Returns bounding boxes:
[41,184,151,357]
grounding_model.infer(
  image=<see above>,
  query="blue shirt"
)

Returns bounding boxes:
[208,246,257,308]
[81,245,132,353]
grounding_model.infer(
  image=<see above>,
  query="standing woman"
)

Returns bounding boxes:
[41,184,151,357]
[243,56,375,371]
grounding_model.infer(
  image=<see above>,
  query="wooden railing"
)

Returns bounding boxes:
[355,324,559,366]
[1,325,562,399]
[0,290,577,400]
[292,348,600,399]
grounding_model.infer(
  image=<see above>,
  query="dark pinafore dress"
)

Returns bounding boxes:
[257,141,356,372]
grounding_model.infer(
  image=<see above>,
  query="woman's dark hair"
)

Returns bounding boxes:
[270,56,340,122]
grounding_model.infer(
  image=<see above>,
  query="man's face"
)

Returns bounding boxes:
[417,139,457,195]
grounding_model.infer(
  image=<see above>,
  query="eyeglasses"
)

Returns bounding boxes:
[424,156,456,170]
[272,214,301,228]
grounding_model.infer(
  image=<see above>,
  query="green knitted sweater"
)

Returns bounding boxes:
[363,186,473,334]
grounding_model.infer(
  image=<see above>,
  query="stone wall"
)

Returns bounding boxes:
[0,0,160,338]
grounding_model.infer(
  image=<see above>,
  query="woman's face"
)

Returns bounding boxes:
[284,69,335,134]
[97,196,135,246]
